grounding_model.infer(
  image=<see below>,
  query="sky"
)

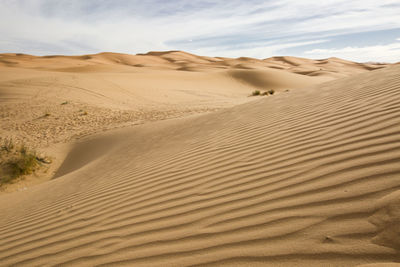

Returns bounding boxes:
[1,0,400,62]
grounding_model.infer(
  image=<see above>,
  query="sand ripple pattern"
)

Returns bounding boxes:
[0,66,399,266]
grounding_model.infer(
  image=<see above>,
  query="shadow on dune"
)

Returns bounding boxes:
[53,135,119,179]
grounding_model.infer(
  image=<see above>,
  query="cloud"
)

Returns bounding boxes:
[193,39,329,59]
[0,0,400,61]
[304,43,400,62]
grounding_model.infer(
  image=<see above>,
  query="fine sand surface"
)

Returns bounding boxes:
[0,52,399,266]
[0,51,387,149]
[1,51,386,190]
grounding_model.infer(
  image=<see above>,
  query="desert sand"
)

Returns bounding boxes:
[0,51,399,266]
[0,52,386,148]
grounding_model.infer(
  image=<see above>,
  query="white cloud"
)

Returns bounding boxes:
[195,39,329,59]
[304,43,400,63]
[0,0,400,61]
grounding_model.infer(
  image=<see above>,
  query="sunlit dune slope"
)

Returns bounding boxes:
[0,63,399,266]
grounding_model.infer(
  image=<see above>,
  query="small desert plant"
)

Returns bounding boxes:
[9,147,39,178]
[268,89,275,95]
[261,91,268,96]
[61,101,69,105]
[252,90,261,96]
[78,109,88,115]
[0,142,46,185]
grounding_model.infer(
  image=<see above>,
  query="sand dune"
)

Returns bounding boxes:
[0,51,387,73]
[0,53,399,266]
[227,68,326,91]
[0,51,389,150]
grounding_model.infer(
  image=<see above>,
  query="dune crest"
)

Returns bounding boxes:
[0,51,388,73]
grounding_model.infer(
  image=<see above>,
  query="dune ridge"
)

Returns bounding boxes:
[0,61,399,266]
[0,51,387,74]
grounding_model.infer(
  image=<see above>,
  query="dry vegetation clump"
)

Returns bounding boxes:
[252,89,275,96]
[262,89,275,96]
[0,138,50,185]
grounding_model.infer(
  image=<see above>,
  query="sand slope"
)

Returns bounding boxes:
[0,61,399,266]
[0,51,388,150]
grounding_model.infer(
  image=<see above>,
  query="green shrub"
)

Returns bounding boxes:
[9,146,39,178]
[252,90,261,96]
[0,141,43,185]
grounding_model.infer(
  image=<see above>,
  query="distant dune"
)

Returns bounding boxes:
[0,51,387,74]
[0,51,389,149]
[0,51,399,266]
